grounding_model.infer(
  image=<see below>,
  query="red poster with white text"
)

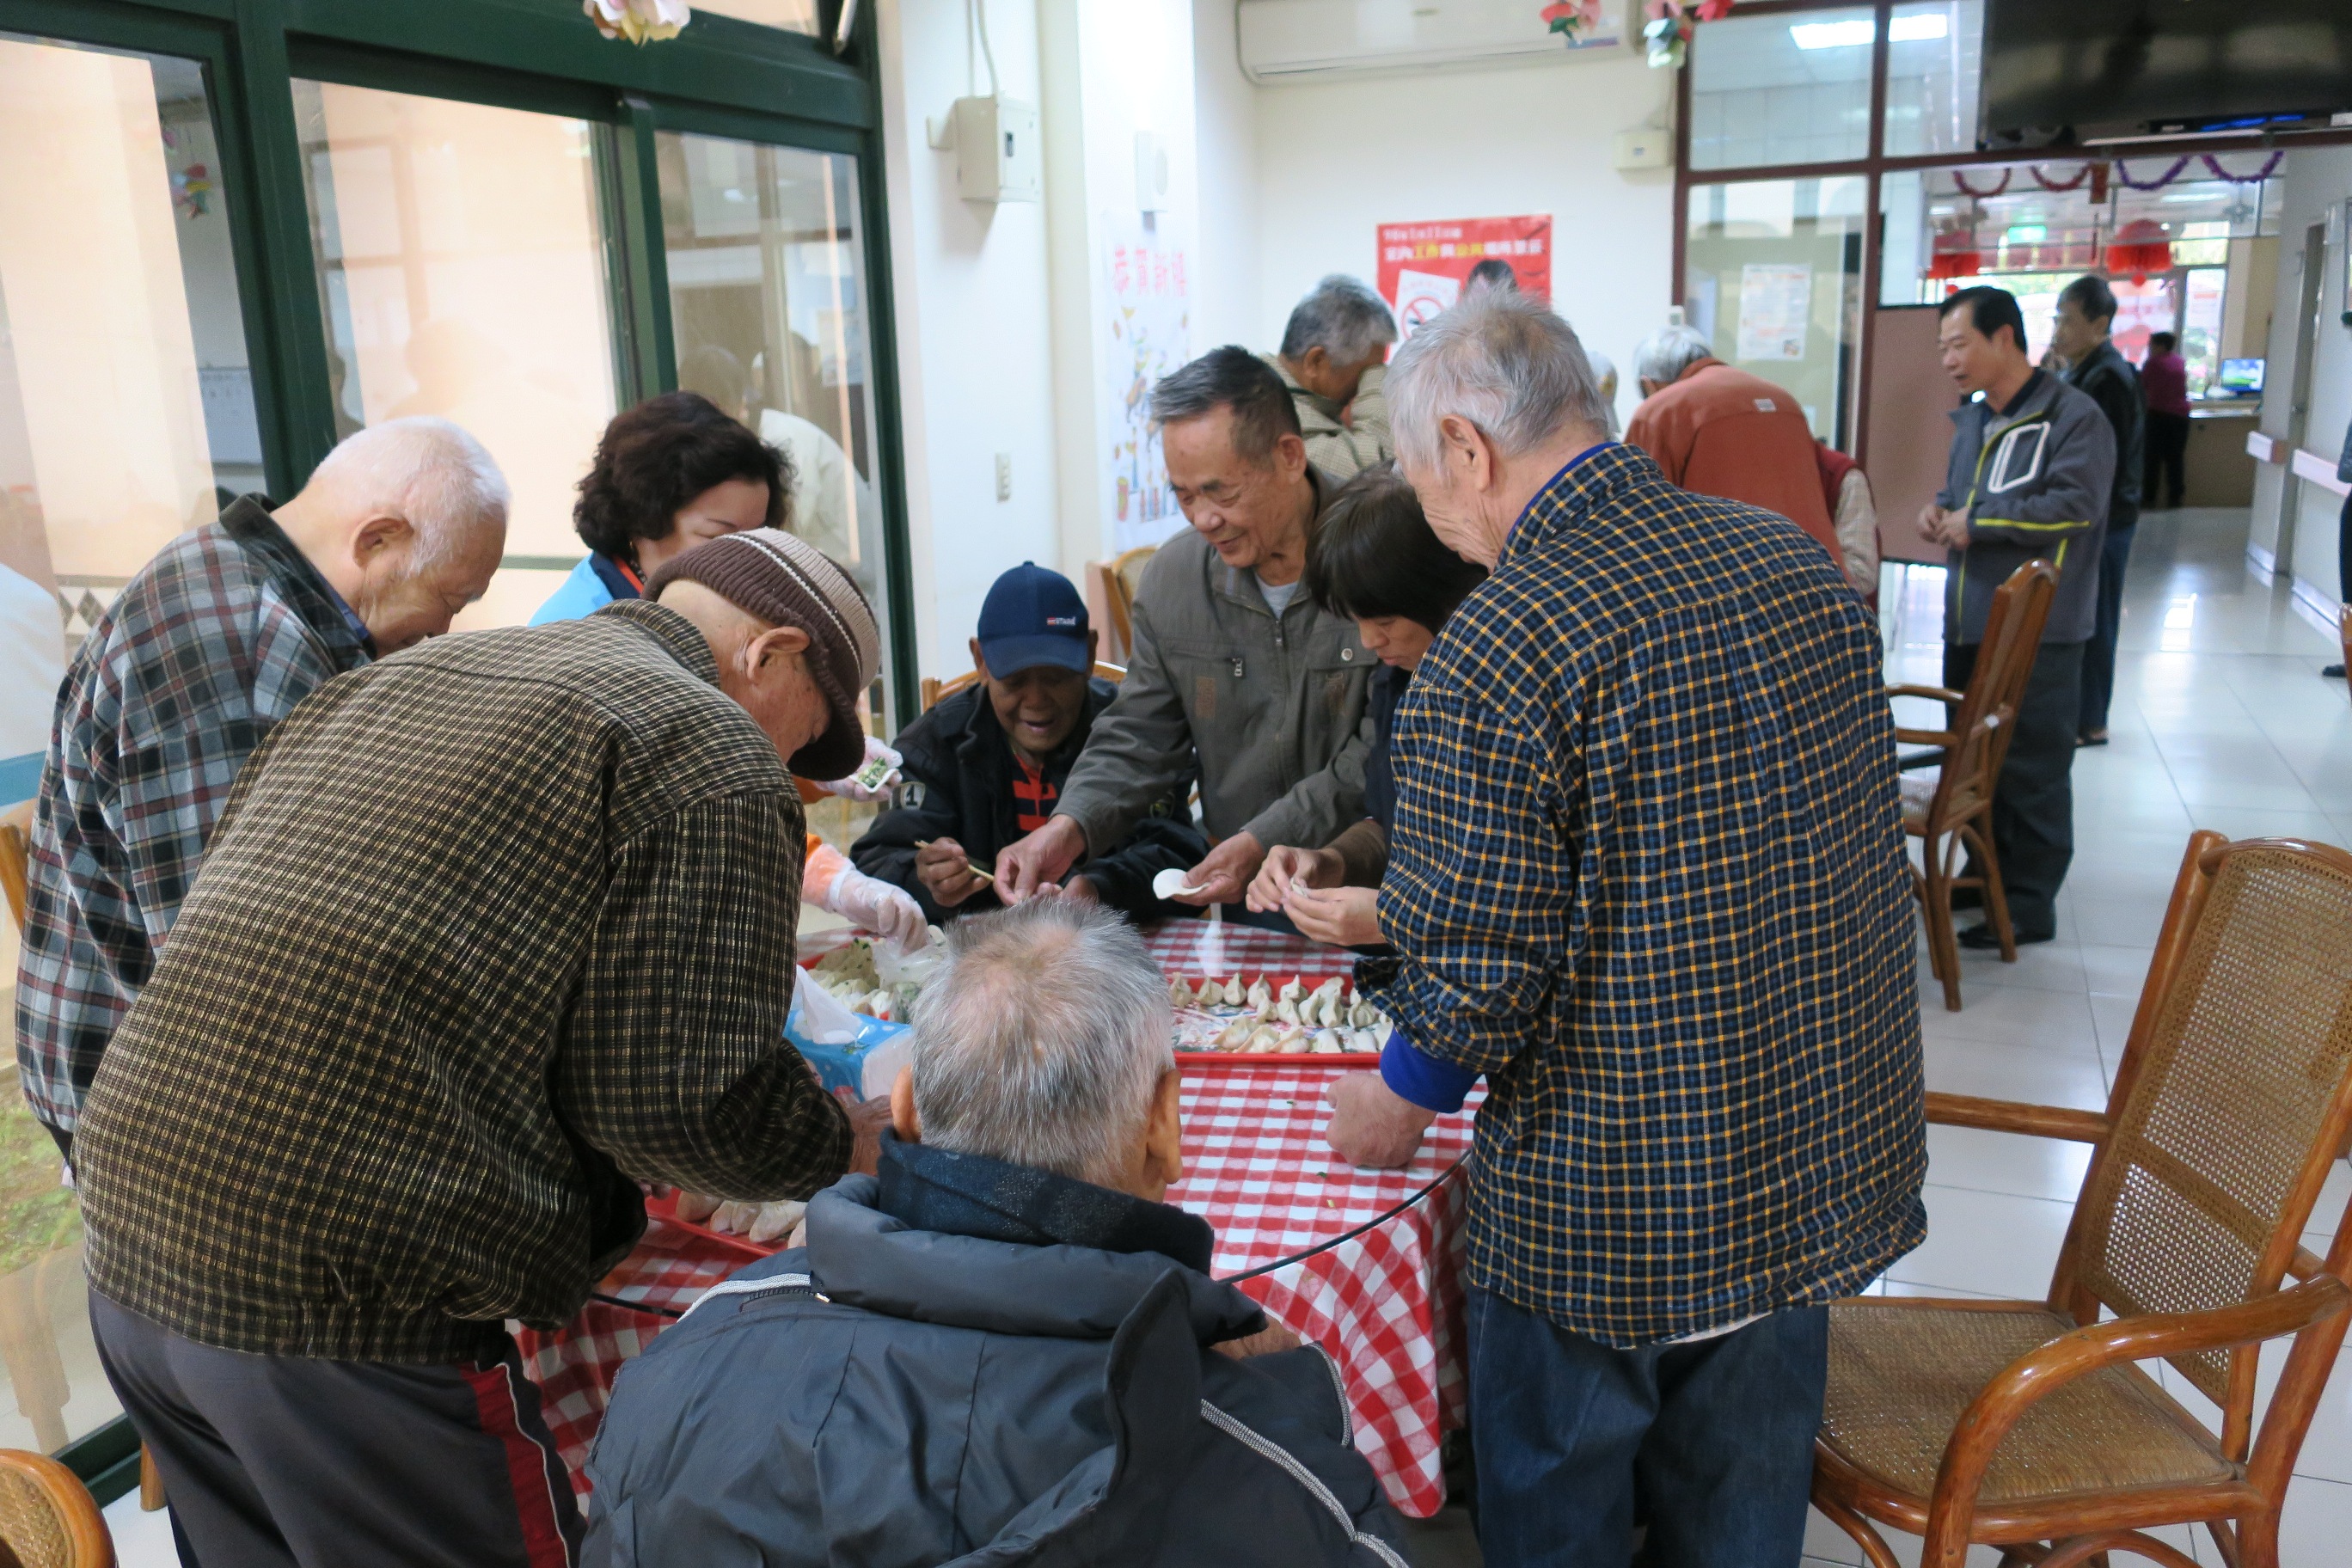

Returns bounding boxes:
[1377,215,1553,339]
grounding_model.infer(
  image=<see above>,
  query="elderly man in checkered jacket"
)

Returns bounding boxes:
[1324,288,1927,1568]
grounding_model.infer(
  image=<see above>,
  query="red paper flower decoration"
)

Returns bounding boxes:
[2104,217,2172,285]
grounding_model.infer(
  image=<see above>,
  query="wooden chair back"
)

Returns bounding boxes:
[2053,833,2352,1461]
[0,1449,113,1568]
[1,800,33,936]
[1930,559,2058,824]
[1088,546,1157,664]
[919,662,1126,712]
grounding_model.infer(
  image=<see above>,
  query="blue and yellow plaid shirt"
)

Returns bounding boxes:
[1369,442,1926,1348]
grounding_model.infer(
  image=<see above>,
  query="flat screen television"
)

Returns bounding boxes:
[1982,0,2352,146]
[2217,358,2265,395]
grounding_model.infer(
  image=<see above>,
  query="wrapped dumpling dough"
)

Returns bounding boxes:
[1310,1028,1344,1055]
[1244,1025,1284,1053]
[1273,998,1302,1026]
[1216,1018,1257,1050]
[1277,977,1305,1005]
[1245,978,1274,1014]
[1223,976,1246,1008]
[1347,997,1381,1029]
[747,1199,808,1244]
[1170,977,1194,1008]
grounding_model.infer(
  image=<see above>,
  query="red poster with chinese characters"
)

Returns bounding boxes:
[1377,215,1553,339]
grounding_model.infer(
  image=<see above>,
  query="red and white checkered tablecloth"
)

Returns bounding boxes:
[518,923,1479,1518]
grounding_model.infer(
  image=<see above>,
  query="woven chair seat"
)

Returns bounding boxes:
[1822,1300,2235,1507]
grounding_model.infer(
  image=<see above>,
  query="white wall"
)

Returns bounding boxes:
[876,0,1063,682]
[1190,0,1261,351]
[1248,49,1677,431]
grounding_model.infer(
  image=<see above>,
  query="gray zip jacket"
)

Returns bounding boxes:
[1056,521,1375,855]
[1935,370,2116,645]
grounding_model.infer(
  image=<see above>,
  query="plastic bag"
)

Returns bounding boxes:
[874,924,946,989]
[789,965,865,1045]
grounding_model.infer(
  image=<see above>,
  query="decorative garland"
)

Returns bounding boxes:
[585,0,689,44]
[1634,0,1734,70]
[1951,151,2283,202]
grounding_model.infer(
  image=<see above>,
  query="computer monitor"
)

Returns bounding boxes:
[2218,358,2264,395]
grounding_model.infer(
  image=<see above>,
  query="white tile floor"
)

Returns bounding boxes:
[104,509,2352,1567]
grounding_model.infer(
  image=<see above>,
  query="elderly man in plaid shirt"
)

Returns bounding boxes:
[1320,291,1926,1567]
[15,418,510,1161]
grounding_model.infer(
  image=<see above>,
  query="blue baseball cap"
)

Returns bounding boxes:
[976,561,1093,676]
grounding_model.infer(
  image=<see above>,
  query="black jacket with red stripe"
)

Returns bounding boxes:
[851,678,1207,923]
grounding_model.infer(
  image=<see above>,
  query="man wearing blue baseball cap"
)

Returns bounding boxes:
[851,563,1208,922]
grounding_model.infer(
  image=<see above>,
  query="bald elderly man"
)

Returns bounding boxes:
[74,529,885,1567]
[15,417,509,1160]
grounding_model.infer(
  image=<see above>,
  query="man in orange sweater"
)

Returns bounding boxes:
[1626,327,1867,594]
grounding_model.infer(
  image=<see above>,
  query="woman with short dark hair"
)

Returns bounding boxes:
[530,391,793,625]
[1243,464,1485,946]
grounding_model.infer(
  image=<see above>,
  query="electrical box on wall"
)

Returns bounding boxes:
[1613,128,1670,171]
[939,94,1041,204]
[1135,131,1171,213]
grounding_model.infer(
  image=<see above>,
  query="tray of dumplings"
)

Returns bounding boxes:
[1170,973,1390,1063]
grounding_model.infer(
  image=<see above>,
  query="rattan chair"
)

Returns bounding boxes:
[1814,831,2352,1568]
[919,661,1125,712]
[1889,560,2058,1011]
[0,1449,112,1568]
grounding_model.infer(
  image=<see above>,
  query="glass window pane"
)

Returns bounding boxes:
[1883,0,1983,158]
[691,0,821,34]
[0,29,265,1453]
[292,82,619,630]
[658,130,898,848]
[1688,7,1873,171]
[1683,177,1869,449]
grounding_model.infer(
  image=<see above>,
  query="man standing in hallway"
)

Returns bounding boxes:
[1325,289,1926,1568]
[995,348,1372,908]
[2141,330,2190,511]
[1921,285,2116,948]
[2049,274,2144,746]
[1625,325,1873,596]
[1262,276,1396,479]
[16,419,509,1161]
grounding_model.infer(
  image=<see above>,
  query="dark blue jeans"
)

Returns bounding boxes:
[2077,524,2135,735]
[1467,1289,1828,1568]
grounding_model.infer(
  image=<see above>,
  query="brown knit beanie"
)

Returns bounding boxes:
[645,528,882,780]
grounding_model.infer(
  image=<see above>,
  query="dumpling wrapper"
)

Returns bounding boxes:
[1310,1029,1344,1055]
[1170,977,1194,1008]
[1152,867,1213,901]
[1277,977,1305,1003]
[1244,1025,1285,1053]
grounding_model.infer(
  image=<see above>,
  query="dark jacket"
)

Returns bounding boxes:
[1363,662,1406,835]
[1934,370,2116,646]
[583,1142,1411,1568]
[74,602,850,1363]
[852,678,1208,922]
[2063,339,2144,534]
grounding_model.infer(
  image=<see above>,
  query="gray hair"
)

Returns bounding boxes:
[909,901,1173,1188]
[1148,346,1302,465]
[305,416,511,573]
[1279,274,1399,364]
[1385,290,1612,474]
[1633,325,1715,388]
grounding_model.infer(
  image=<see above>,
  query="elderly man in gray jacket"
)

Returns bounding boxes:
[583,900,1407,1568]
[997,347,1374,909]
[1921,285,2116,947]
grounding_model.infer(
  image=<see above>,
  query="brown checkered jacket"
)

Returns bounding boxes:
[74,601,851,1363]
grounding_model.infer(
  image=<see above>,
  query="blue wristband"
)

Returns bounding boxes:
[1378,1028,1477,1114]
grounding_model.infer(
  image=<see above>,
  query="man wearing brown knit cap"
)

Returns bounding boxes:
[73,528,886,1568]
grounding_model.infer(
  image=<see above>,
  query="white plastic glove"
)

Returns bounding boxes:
[807,844,928,953]
[812,736,903,801]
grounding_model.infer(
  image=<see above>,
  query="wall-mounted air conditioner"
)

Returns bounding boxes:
[1237,0,1611,85]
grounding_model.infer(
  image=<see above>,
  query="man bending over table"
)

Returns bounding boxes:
[994,348,1375,911]
[584,899,1408,1567]
[849,561,1207,922]
[72,529,886,1568]
[1326,289,1927,1568]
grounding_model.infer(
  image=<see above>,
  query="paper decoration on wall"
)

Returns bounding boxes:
[585,0,689,44]
[1376,215,1553,340]
[1100,218,1191,553]
[171,163,213,219]
[1735,263,1811,363]
[1641,0,1733,69]
[1540,0,1624,48]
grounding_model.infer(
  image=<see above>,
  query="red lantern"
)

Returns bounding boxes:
[2104,218,2172,285]
[1926,231,1981,281]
